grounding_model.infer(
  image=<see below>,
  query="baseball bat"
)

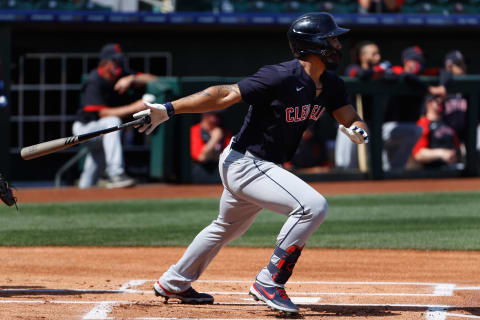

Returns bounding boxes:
[21,115,151,160]
[355,94,368,173]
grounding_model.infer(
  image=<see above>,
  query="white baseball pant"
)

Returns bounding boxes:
[72,116,125,189]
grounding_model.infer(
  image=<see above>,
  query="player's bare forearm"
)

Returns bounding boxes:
[333,104,369,133]
[172,84,242,114]
[351,118,368,132]
[133,73,158,86]
[414,148,456,164]
[99,100,144,118]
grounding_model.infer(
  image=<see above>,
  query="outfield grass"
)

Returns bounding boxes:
[0,191,479,250]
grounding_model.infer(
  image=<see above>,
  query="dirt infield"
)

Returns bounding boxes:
[2,178,480,319]
[1,247,479,319]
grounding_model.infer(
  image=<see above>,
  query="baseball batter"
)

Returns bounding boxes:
[135,12,369,314]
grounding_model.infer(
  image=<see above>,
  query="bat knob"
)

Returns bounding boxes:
[143,115,151,124]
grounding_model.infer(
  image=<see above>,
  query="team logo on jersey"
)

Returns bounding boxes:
[285,104,325,123]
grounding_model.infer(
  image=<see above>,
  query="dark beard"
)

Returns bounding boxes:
[321,48,343,70]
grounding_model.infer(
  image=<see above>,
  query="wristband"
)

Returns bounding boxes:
[165,101,175,118]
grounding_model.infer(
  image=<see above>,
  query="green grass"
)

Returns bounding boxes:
[0,191,479,250]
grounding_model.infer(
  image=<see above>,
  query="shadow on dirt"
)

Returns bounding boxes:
[0,287,122,297]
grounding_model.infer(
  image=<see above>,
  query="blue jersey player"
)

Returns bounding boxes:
[135,12,369,314]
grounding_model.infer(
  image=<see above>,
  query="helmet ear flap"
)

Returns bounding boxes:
[288,37,332,57]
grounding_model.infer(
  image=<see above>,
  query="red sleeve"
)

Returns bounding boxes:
[223,130,232,147]
[422,67,440,76]
[454,132,460,147]
[345,65,360,78]
[412,117,430,156]
[190,124,205,161]
[391,65,404,75]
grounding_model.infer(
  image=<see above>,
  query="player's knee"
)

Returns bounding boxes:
[304,195,328,223]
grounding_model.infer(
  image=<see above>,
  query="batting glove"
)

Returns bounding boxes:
[133,101,170,135]
[339,124,369,144]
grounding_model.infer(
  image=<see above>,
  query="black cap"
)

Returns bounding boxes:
[444,50,466,70]
[99,43,124,62]
[401,46,424,64]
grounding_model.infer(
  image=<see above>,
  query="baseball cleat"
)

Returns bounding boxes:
[105,174,135,189]
[153,281,214,304]
[249,282,299,314]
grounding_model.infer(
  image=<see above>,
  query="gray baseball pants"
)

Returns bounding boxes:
[159,140,328,292]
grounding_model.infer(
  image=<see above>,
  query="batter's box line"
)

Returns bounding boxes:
[82,280,148,320]
[138,279,460,287]
[116,279,457,298]
[138,279,480,289]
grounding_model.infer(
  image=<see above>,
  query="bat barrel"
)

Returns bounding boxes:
[20,115,150,160]
[21,136,80,160]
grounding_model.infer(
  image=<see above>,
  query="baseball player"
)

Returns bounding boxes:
[136,12,369,314]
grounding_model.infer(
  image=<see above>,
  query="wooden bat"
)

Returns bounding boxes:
[356,94,368,172]
[21,115,151,160]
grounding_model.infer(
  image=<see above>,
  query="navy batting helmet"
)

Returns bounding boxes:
[287,12,349,67]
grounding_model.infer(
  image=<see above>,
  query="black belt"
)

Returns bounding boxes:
[231,144,246,154]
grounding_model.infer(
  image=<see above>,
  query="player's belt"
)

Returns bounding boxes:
[232,145,262,160]
[231,145,246,154]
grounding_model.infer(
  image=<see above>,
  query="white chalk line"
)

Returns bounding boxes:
[82,280,145,320]
[206,291,445,297]
[444,313,480,319]
[119,280,148,293]
[83,301,116,320]
[425,283,457,319]
[434,284,456,296]
[196,279,458,286]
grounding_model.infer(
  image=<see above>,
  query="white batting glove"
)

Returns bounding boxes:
[339,124,369,144]
[133,102,169,135]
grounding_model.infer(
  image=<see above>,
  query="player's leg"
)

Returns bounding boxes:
[231,158,328,313]
[156,147,263,303]
[78,145,105,188]
[98,116,135,188]
[73,121,105,188]
[383,121,422,170]
[156,187,261,302]
[335,126,358,169]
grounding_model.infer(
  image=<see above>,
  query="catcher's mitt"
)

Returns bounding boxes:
[0,173,17,210]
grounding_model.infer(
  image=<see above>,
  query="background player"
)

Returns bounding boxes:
[136,12,369,314]
[72,43,158,189]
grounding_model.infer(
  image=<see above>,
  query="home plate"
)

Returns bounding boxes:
[242,297,321,304]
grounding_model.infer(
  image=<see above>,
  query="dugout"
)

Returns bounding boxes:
[2,12,480,183]
[147,75,479,183]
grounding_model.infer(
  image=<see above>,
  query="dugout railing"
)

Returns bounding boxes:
[147,75,480,182]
